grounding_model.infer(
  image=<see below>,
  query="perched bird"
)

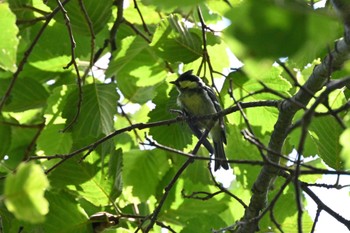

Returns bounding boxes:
[170,70,229,171]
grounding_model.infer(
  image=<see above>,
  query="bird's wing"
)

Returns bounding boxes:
[203,86,227,144]
[183,109,214,154]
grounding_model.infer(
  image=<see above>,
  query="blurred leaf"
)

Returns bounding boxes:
[151,14,202,63]
[4,162,49,223]
[291,8,343,66]
[0,3,19,72]
[226,0,307,59]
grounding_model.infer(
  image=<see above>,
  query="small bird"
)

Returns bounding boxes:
[170,70,229,171]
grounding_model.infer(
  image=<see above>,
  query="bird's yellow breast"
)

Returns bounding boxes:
[178,90,217,117]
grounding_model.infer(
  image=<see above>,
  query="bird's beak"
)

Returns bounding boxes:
[169,81,176,85]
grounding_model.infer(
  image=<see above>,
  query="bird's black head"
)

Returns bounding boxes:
[170,70,203,89]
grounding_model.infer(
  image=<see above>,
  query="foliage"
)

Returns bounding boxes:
[0,0,350,232]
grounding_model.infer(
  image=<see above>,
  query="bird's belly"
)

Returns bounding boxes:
[178,93,217,129]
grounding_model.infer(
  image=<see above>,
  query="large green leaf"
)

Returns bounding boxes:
[226,66,291,133]
[4,162,49,223]
[0,3,19,72]
[291,9,342,66]
[48,145,121,205]
[106,36,165,103]
[37,123,73,155]
[0,78,49,112]
[123,149,171,201]
[62,83,119,137]
[78,149,122,206]
[309,116,344,170]
[151,14,202,63]
[43,191,91,233]
[225,0,307,59]
[47,0,113,36]
[26,22,93,72]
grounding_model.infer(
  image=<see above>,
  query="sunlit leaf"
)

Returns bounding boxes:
[62,83,119,137]
[309,116,344,170]
[151,14,202,63]
[4,162,49,223]
[0,3,18,72]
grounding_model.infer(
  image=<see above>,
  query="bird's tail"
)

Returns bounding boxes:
[213,140,229,171]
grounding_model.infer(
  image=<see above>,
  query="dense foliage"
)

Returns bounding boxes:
[1,0,350,232]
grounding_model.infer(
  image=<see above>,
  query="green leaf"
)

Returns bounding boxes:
[4,162,49,223]
[261,182,312,232]
[165,198,228,224]
[184,35,230,74]
[225,125,264,188]
[37,123,72,155]
[62,83,119,137]
[78,149,121,205]
[226,66,291,133]
[0,78,49,112]
[48,157,95,188]
[47,0,113,36]
[108,148,123,200]
[151,14,202,63]
[340,128,350,169]
[226,0,307,58]
[309,116,344,170]
[180,214,227,233]
[44,191,91,233]
[123,149,170,201]
[26,22,95,72]
[142,0,206,11]
[291,9,342,66]
[0,3,19,72]
[106,36,165,103]
[48,146,121,206]
[0,118,11,158]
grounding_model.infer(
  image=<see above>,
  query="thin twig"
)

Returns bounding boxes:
[56,0,83,132]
